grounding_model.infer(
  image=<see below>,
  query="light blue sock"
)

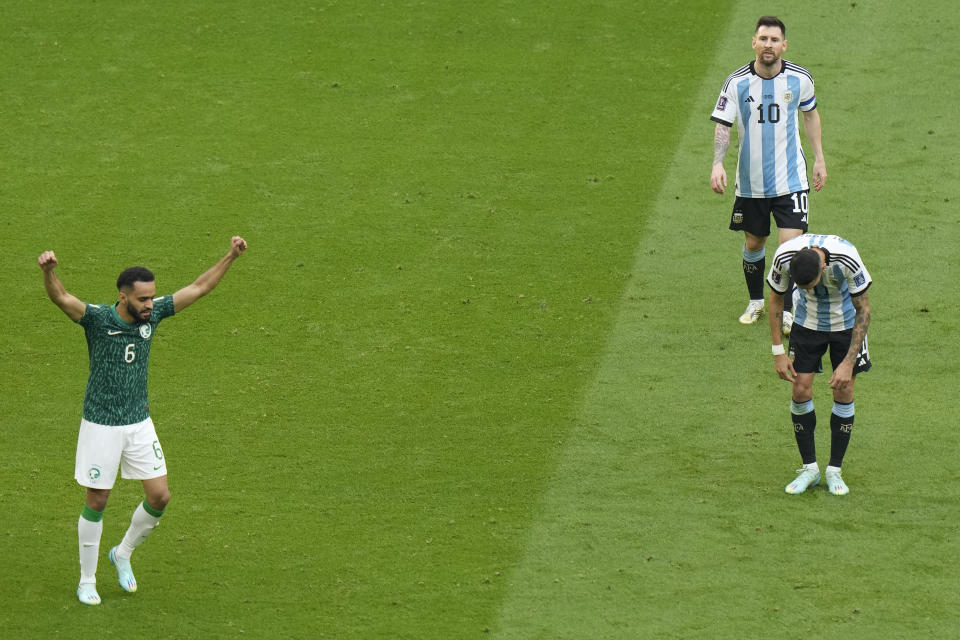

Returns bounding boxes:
[743,246,765,263]
[791,399,814,415]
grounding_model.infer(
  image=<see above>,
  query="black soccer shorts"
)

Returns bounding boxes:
[729,190,809,238]
[788,324,872,375]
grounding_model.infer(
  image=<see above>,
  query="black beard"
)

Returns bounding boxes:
[128,301,150,321]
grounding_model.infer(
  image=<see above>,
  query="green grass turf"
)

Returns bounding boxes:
[1,1,958,638]
[494,2,960,638]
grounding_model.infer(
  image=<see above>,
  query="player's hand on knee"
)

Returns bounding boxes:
[828,361,853,390]
[774,355,795,382]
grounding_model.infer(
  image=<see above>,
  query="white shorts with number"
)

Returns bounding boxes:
[75,417,167,488]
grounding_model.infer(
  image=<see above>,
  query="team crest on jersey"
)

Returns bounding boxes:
[139,324,152,339]
[782,91,794,104]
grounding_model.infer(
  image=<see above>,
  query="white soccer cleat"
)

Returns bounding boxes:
[77,582,101,606]
[782,310,793,336]
[825,466,850,495]
[738,300,765,324]
[785,465,820,494]
[109,546,138,593]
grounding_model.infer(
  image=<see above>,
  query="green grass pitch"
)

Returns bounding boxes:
[1,1,958,638]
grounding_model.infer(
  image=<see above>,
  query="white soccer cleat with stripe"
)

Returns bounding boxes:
[109,546,138,593]
[77,582,101,605]
[738,300,764,324]
[825,466,850,495]
[785,465,820,494]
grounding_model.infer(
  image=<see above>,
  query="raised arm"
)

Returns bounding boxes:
[802,109,826,191]
[172,236,248,313]
[710,123,732,194]
[38,251,86,322]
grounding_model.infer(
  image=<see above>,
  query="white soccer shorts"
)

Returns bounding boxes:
[75,417,168,488]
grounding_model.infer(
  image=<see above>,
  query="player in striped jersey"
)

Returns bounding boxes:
[766,234,871,495]
[709,16,827,334]
[38,236,248,605]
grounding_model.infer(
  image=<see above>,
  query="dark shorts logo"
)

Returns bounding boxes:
[732,212,744,224]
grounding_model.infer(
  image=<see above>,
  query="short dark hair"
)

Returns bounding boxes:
[791,248,822,287]
[755,16,786,37]
[116,266,155,291]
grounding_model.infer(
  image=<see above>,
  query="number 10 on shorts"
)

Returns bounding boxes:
[791,192,808,213]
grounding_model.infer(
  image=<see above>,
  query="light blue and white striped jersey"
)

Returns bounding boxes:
[711,60,817,198]
[767,234,871,332]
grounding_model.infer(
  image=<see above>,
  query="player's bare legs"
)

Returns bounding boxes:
[777,227,803,246]
[84,488,110,511]
[142,476,171,512]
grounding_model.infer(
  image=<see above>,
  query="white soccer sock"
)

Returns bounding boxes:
[78,513,103,584]
[117,502,162,560]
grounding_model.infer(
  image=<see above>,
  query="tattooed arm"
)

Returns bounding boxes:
[829,293,871,392]
[710,123,731,194]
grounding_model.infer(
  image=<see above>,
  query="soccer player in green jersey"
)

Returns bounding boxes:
[38,236,248,606]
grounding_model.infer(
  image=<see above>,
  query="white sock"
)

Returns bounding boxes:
[78,515,103,584]
[117,502,162,560]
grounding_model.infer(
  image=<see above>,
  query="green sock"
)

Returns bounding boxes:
[81,504,104,522]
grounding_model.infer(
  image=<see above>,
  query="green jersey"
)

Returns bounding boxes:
[77,295,176,426]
